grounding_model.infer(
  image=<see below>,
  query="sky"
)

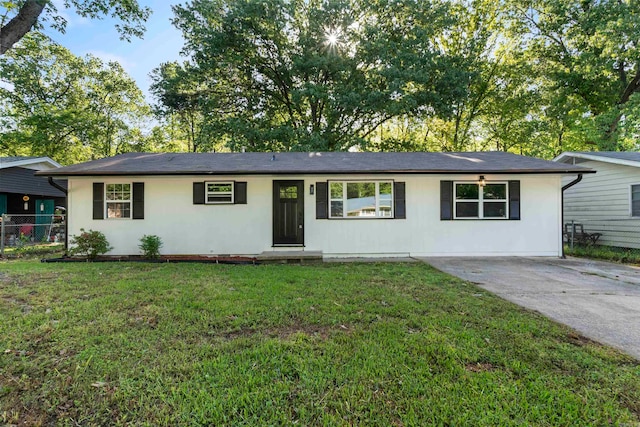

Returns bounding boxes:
[40,1,186,103]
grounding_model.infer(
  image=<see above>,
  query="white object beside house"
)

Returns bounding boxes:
[38,151,591,258]
[555,151,640,249]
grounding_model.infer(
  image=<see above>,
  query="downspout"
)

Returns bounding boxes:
[47,177,69,254]
[560,174,583,259]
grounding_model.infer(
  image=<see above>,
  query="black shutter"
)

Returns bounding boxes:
[93,182,104,220]
[193,182,205,204]
[235,182,247,204]
[316,181,328,219]
[132,182,144,219]
[509,180,520,220]
[440,181,453,220]
[394,182,406,219]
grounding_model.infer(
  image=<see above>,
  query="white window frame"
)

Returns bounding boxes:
[454,181,509,220]
[629,183,640,217]
[105,183,132,219]
[328,180,394,219]
[205,181,234,204]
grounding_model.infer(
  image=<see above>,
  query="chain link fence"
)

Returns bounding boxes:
[1,213,66,256]
[563,218,640,250]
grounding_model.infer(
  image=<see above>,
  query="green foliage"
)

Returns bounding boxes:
[0,33,152,164]
[0,262,639,424]
[0,0,150,45]
[69,228,112,259]
[158,0,470,152]
[2,243,64,259]
[12,233,30,252]
[149,61,224,153]
[503,0,640,153]
[3,0,640,157]
[565,244,640,264]
[138,234,163,259]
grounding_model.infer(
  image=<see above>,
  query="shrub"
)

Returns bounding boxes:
[139,235,163,259]
[70,229,112,260]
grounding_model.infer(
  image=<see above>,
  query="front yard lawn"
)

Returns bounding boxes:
[1,261,639,426]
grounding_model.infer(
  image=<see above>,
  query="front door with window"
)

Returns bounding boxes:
[273,180,304,246]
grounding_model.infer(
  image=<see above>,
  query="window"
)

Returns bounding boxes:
[206,182,234,204]
[329,181,393,218]
[280,185,298,199]
[631,184,640,217]
[454,182,507,219]
[105,183,131,218]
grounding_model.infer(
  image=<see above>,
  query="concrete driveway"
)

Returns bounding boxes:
[421,256,640,360]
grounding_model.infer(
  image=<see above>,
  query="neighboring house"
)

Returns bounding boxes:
[37,151,590,258]
[0,156,67,217]
[554,151,640,249]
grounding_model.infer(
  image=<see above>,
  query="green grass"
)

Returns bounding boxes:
[566,244,640,264]
[1,243,64,259]
[1,261,639,426]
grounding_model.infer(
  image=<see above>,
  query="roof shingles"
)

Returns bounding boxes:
[37,151,592,176]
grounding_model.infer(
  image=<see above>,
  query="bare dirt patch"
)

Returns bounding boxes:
[465,362,498,373]
[566,331,599,347]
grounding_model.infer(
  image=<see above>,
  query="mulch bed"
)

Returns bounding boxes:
[41,255,259,264]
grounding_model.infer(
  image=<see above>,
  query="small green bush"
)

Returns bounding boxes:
[139,234,163,259]
[70,229,112,260]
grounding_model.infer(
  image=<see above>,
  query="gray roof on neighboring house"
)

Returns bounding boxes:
[577,152,640,162]
[0,156,62,170]
[0,156,35,162]
[554,151,640,168]
[0,167,67,197]
[37,151,592,177]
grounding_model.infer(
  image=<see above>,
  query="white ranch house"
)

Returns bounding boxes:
[555,151,640,249]
[38,151,590,258]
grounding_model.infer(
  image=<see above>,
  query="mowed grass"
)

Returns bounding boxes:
[1,261,639,426]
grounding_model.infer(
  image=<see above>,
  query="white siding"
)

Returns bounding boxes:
[67,174,563,257]
[562,160,640,248]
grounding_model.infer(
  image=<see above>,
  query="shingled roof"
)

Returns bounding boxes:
[37,151,592,177]
[0,167,67,197]
[554,151,640,168]
[0,156,62,170]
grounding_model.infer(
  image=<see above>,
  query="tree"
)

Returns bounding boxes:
[506,0,640,152]
[0,0,151,54]
[150,61,226,153]
[0,32,151,164]
[163,0,470,152]
[422,0,509,152]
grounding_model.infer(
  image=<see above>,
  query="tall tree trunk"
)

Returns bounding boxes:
[0,0,47,54]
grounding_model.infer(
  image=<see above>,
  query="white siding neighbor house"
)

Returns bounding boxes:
[38,152,590,258]
[555,151,640,249]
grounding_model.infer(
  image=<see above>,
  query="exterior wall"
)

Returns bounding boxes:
[562,160,640,248]
[67,174,563,257]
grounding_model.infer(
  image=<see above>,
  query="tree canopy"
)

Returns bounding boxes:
[0,0,151,54]
[148,0,640,156]
[3,0,640,162]
[160,0,471,152]
[0,32,152,164]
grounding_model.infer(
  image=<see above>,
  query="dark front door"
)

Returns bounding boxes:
[273,180,304,246]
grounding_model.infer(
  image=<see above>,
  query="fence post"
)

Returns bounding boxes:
[570,219,575,250]
[1,214,5,257]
